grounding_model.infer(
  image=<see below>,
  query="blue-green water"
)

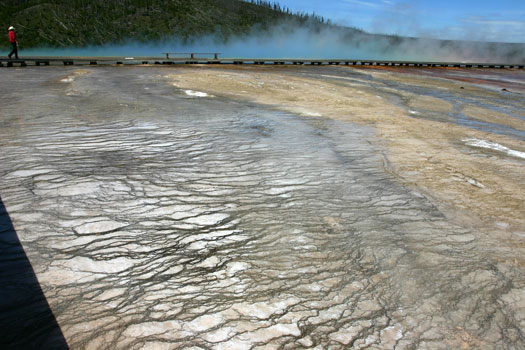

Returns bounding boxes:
[16,29,525,63]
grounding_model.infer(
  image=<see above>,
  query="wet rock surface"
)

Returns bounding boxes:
[0,67,524,349]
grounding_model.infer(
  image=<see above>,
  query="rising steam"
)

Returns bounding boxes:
[23,19,525,64]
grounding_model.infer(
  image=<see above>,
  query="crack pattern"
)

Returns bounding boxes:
[0,67,524,350]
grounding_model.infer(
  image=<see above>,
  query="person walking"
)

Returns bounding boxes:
[8,26,19,59]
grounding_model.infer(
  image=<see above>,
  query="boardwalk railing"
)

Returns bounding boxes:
[163,52,221,59]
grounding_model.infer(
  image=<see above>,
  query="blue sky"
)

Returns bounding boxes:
[275,0,525,43]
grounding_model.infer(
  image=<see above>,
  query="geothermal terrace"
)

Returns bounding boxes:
[0,65,524,349]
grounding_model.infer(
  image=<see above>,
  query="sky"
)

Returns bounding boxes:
[275,0,525,43]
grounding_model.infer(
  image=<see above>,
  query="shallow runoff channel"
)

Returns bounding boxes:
[0,67,523,349]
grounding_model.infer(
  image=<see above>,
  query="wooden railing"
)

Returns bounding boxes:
[163,52,220,59]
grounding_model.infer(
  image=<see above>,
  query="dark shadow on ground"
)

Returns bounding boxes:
[0,195,69,350]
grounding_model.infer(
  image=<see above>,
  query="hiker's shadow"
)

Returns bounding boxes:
[0,195,69,349]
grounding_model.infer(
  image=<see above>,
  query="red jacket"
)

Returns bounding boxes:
[9,31,16,43]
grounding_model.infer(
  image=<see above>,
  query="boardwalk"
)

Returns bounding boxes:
[1,56,524,68]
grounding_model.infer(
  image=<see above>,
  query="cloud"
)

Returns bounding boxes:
[462,17,525,27]
[363,2,525,43]
[453,16,525,42]
[342,0,383,8]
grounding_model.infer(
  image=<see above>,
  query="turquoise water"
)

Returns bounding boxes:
[17,29,523,63]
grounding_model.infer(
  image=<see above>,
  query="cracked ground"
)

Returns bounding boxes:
[0,66,524,349]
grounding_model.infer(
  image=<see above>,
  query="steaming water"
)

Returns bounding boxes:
[21,34,393,59]
[0,67,524,349]
[21,25,525,63]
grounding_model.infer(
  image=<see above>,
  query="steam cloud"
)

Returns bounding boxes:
[24,20,525,64]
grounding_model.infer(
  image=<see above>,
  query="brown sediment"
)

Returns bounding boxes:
[358,66,525,92]
[168,65,525,231]
[406,94,453,113]
[462,105,525,131]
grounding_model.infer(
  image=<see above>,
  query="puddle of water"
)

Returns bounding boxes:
[463,138,525,159]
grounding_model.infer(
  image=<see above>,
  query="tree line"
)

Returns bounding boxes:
[1,0,332,48]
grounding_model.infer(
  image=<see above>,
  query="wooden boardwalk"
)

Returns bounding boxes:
[1,56,524,69]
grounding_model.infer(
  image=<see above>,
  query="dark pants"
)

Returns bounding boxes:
[8,42,18,59]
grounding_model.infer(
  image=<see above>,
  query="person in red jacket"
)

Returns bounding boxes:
[8,26,19,59]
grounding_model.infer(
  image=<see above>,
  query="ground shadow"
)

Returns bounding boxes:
[0,195,69,350]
